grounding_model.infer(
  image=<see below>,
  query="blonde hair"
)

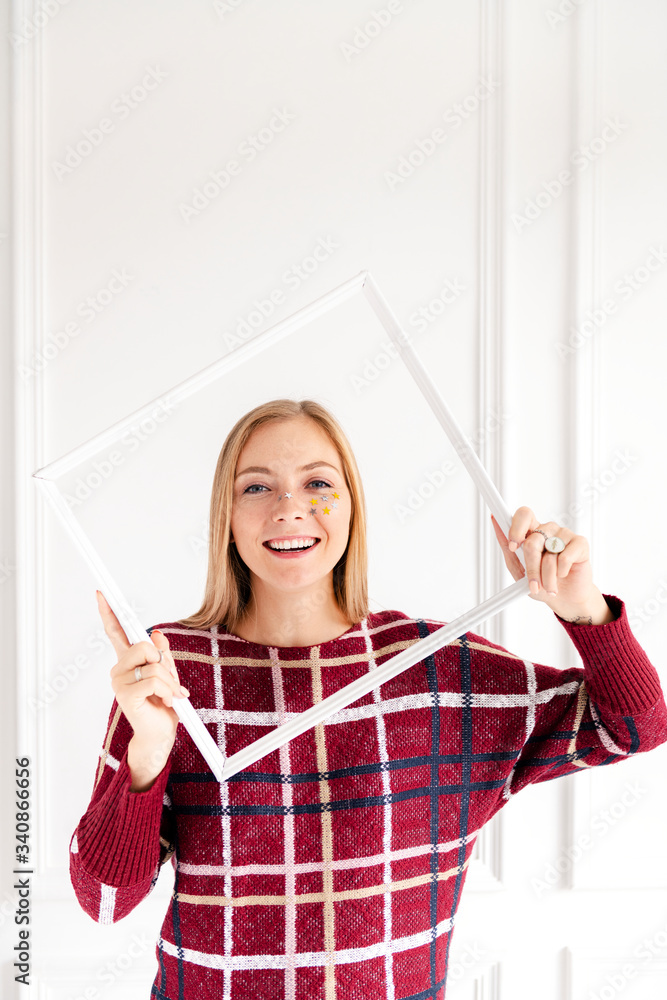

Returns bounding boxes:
[176,399,369,633]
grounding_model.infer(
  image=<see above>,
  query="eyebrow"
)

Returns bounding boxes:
[235,461,341,479]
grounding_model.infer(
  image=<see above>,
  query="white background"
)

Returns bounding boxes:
[2,1,667,997]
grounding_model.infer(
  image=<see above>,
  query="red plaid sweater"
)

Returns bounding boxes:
[70,595,667,999]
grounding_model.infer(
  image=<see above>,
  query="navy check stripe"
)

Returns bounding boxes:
[423,619,440,998]
[526,722,597,740]
[402,971,448,1000]
[168,750,518,785]
[171,779,508,818]
[443,635,473,996]
[622,716,640,753]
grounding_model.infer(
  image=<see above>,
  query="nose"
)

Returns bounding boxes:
[273,493,306,521]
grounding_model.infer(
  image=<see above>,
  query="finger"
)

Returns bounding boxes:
[522,520,558,594]
[541,538,578,595]
[124,657,189,698]
[540,550,560,595]
[110,641,167,688]
[507,506,537,552]
[96,590,132,656]
[523,521,566,595]
[122,675,188,711]
[150,629,180,683]
[490,515,524,580]
[555,535,589,578]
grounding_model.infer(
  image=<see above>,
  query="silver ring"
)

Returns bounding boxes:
[544,535,566,554]
[134,666,142,682]
[528,528,549,541]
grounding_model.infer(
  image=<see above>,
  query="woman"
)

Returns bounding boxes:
[70,398,667,999]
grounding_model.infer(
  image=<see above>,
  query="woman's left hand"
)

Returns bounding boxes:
[491,506,613,624]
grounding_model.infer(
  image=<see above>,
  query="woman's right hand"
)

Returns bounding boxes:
[96,590,189,791]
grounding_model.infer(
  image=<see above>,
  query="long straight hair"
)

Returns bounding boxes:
[176,399,369,633]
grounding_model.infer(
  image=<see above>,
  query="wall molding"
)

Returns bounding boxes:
[472,0,505,889]
[566,0,603,888]
[13,0,49,880]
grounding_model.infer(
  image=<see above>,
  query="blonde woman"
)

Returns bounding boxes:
[70,398,667,1000]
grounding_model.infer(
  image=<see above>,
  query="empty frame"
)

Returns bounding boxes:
[33,272,529,781]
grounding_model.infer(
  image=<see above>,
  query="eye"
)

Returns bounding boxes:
[308,479,331,489]
[242,484,267,494]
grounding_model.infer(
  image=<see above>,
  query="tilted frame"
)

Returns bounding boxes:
[32,272,530,782]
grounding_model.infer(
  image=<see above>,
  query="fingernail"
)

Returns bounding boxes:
[508,541,517,552]
[548,590,557,596]
[529,579,540,595]
[180,686,190,697]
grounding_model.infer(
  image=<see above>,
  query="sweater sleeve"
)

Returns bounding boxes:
[69,692,176,924]
[496,594,667,799]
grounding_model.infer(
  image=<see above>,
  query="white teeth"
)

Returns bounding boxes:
[268,538,317,551]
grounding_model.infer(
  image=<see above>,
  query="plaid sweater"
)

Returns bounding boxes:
[70,594,667,1000]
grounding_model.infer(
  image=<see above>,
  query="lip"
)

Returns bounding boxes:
[263,538,321,558]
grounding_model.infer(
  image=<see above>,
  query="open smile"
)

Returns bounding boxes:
[263,538,321,558]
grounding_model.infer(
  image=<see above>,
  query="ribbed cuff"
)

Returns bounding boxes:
[556,594,664,714]
[76,748,171,887]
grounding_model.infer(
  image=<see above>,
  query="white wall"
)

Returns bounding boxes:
[3,1,667,997]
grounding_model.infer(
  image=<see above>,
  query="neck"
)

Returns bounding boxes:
[233,576,353,647]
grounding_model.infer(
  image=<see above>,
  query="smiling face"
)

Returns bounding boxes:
[230,416,352,595]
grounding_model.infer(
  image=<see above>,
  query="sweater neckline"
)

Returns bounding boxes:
[220,617,365,652]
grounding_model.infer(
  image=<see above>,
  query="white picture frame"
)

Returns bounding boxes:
[32,272,530,781]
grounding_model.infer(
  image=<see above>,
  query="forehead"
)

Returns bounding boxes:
[238,417,338,462]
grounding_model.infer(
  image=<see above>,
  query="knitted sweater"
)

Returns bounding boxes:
[70,595,667,1000]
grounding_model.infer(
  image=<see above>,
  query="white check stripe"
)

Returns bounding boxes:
[158,914,456,971]
[211,625,233,1000]
[589,699,631,755]
[99,751,120,771]
[194,681,581,730]
[502,658,537,801]
[98,884,116,924]
[176,830,479,878]
[362,617,395,1000]
[70,834,78,854]
[270,649,297,999]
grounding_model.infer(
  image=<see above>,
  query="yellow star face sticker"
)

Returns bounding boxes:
[332,492,340,500]
[309,497,318,506]
[322,506,331,515]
